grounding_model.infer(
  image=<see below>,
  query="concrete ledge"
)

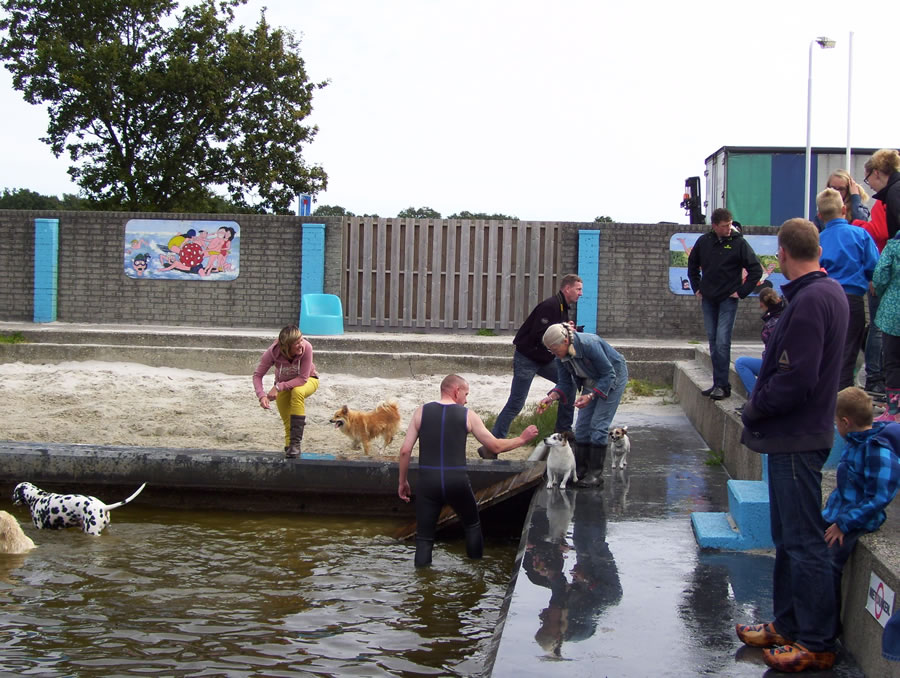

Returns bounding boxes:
[0,440,534,519]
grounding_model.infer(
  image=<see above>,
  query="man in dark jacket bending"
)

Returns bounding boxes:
[736,218,849,672]
[688,208,763,400]
[479,273,582,459]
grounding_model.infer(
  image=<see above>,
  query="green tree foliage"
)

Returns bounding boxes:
[594,215,614,223]
[0,0,327,213]
[397,206,442,219]
[447,210,518,220]
[313,204,355,217]
[0,187,89,209]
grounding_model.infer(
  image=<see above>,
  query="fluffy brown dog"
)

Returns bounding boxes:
[0,510,36,554]
[329,401,401,455]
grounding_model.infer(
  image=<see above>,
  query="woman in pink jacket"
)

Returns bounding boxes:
[253,325,319,458]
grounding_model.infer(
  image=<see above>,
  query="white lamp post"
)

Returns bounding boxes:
[804,36,836,220]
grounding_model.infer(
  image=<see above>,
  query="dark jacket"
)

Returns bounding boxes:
[741,271,849,454]
[687,229,763,303]
[513,291,572,364]
[872,170,900,240]
[759,300,785,349]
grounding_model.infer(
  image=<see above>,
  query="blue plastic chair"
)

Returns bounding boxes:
[300,293,344,335]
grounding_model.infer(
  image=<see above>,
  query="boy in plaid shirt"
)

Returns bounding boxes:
[824,387,900,633]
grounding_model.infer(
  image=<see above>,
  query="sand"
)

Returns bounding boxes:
[0,361,679,461]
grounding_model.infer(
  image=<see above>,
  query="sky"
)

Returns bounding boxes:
[1,0,899,224]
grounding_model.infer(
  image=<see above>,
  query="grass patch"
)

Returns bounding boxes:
[476,328,497,337]
[688,339,701,344]
[704,449,725,467]
[479,401,559,446]
[0,332,26,344]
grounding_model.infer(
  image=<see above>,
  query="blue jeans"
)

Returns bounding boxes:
[492,351,560,439]
[768,450,837,652]
[701,296,738,389]
[865,292,884,389]
[734,356,762,395]
[574,358,629,446]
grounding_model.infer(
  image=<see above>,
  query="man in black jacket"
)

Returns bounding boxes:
[478,274,582,459]
[688,208,762,400]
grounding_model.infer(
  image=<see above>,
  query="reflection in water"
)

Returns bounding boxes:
[522,489,622,659]
[0,504,516,677]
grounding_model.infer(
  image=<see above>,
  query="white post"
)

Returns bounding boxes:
[846,31,854,169]
[804,40,814,220]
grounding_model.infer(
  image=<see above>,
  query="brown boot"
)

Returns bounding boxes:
[285,415,306,458]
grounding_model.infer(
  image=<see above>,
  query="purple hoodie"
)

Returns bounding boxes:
[252,338,317,400]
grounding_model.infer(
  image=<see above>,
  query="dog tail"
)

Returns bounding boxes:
[105,483,147,511]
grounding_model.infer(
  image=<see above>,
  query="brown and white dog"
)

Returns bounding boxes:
[609,426,630,470]
[329,401,401,455]
[0,510,35,554]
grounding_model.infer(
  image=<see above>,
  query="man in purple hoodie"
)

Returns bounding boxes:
[736,218,849,673]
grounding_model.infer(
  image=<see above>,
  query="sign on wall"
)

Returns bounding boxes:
[124,219,240,280]
[668,233,783,296]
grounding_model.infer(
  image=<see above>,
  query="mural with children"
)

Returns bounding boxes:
[124,219,240,280]
[668,233,782,296]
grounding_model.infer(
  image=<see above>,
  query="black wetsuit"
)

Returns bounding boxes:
[414,401,482,566]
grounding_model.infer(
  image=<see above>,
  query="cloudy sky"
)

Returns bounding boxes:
[1,0,898,224]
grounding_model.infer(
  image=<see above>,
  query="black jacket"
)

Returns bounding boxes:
[872,171,900,240]
[513,291,572,364]
[687,229,763,303]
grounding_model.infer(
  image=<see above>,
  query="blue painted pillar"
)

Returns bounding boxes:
[301,222,326,298]
[33,218,59,322]
[577,229,600,333]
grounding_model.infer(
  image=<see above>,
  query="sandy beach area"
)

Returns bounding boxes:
[0,361,679,461]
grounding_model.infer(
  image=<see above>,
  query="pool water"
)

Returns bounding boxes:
[0,505,517,677]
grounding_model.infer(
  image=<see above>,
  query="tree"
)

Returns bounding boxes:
[447,210,518,220]
[0,0,327,213]
[594,215,614,223]
[313,204,355,217]
[0,187,90,210]
[397,206,441,219]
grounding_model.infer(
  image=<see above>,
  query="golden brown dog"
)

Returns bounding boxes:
[0,510,36,554]
[329,401,401,455]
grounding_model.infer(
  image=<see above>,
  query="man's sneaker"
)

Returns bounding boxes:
[709,386,728,400]
[762,643,835,672]
[735,622,789,648]
[701,385,716,397]
[477,446,498,460]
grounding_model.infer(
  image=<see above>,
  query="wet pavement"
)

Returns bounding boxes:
[489,411,866,678]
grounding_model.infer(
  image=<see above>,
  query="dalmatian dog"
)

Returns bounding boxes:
[12,482,146,536]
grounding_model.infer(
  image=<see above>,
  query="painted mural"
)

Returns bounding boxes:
[124,219,240,280]
[668,233,783,296]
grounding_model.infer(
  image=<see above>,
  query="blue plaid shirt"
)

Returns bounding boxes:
[823,422,900,534]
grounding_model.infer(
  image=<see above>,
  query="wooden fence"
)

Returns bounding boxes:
[338,218,561,331]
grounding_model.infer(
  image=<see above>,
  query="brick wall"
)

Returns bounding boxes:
[0,210,772,339]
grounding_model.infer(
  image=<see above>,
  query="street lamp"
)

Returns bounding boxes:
[804,36,836,220]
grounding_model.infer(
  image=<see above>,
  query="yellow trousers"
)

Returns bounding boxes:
[275,377,319,446]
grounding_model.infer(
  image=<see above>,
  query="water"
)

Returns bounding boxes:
[0,507,517,677]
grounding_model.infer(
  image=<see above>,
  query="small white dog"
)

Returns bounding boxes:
[609,426,630,470]
[533,431,578,490]
[0,510,35,554]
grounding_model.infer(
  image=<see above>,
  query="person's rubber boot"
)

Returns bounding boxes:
[875,389,900,422]
[414,538,434,567]
[285,414,306,458]
[464,523,483,560]
[573,441,589,482]
[577,443,607,488]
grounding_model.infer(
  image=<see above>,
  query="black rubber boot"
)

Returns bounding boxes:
[464,523,483,560]
[576,443,607,488]
[285,414,306,458]
[573,442,589,482]
[414,538,434,567]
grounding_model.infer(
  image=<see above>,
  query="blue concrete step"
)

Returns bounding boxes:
[692,479,773,550]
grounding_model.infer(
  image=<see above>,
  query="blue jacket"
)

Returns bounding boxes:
[550,332,627,404]
[822,422,900,534]
[741,271,849,454]
[819,217,880,296]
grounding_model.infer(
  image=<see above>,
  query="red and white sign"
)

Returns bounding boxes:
[866,572,895,628]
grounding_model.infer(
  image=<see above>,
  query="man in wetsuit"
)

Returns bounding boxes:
[398,374,539,567]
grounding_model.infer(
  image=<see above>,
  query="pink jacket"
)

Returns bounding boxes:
[252,338,318,399]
